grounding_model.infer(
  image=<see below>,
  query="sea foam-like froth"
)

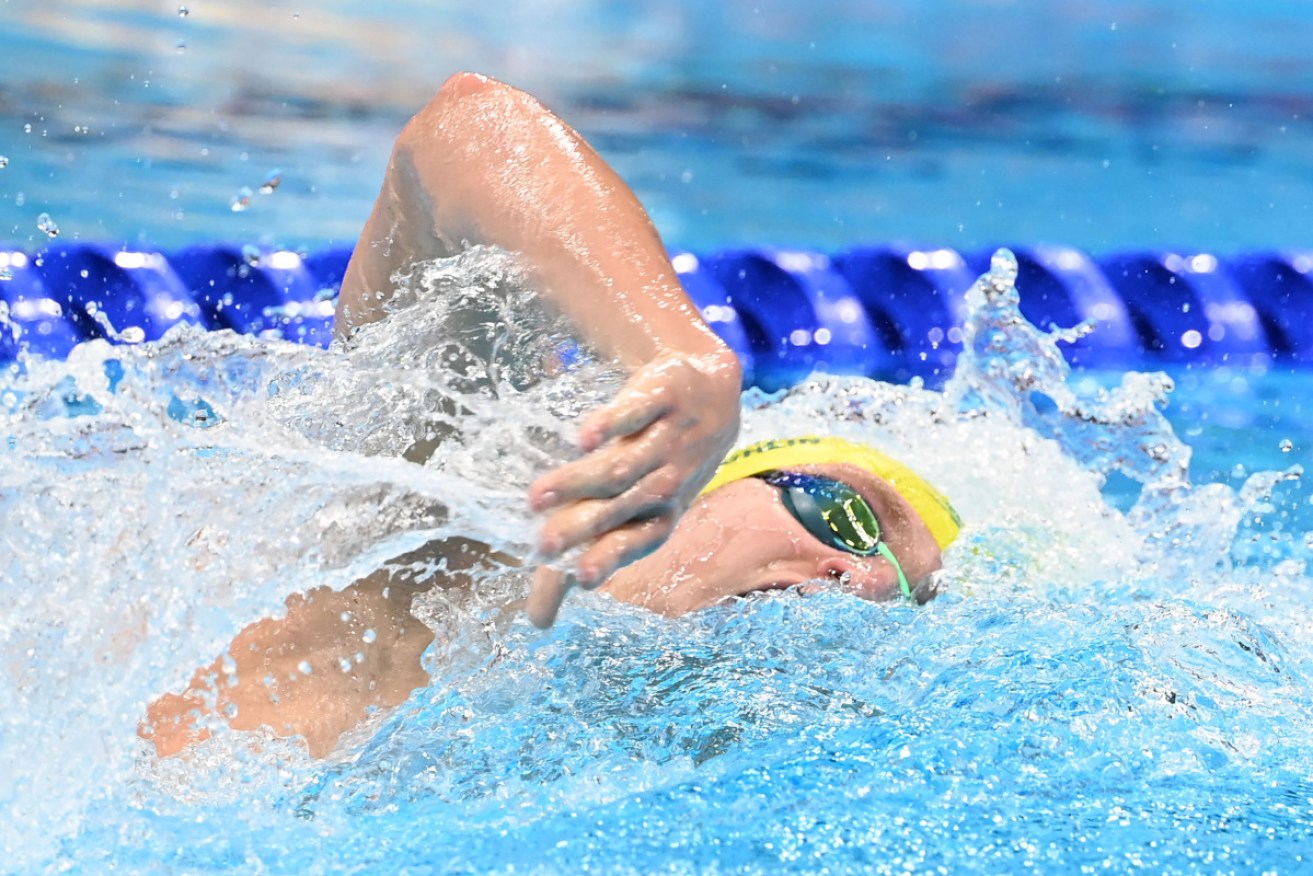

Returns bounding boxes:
[1,247,1310,872]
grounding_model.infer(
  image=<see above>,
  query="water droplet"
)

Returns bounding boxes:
[362,628,377,644]
[36,213,59,238]
[259,170,282,194]
[297,660,313,675]
[229,186,253,212]
[986,247,1018,296]
[0,156,8,168]
[177,4,189,15]
[0,266,11,282]
[1280,438,1294,452]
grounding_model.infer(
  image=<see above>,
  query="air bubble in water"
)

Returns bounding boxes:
[240,244,261,267]
[297,660,313,676]
[0,266,12,282]
[259,170,282,194]
[175,39,186,54]
[177,4,189,15]
[362,628,377,644]
[119,326,146,344]
[0,156,8,168]
[338,657,353,673]
[1280,438,1294,452]
[36,213,59,238]
[229,187,253,212]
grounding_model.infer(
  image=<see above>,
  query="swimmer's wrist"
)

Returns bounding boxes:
[646,334,742,388]
[631,287,739,368]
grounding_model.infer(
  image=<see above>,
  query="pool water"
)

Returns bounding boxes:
[2,249,1311,873]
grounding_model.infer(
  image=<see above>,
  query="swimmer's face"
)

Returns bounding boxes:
[600,463,944,616]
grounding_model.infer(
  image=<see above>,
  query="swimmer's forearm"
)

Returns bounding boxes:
[340,73,728,368]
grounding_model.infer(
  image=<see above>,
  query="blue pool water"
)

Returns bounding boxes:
[2,1,1313,874]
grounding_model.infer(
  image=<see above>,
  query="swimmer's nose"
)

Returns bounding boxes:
[815,556,901,602]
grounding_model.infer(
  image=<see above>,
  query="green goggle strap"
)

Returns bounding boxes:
[876,541,912,602]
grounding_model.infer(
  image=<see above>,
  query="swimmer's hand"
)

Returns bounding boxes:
[526,345,741,627]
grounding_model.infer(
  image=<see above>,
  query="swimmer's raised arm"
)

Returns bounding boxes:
[339,73,742,627]
[339,73,720,364]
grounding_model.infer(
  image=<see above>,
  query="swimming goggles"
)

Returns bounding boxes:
[756,470,912,600]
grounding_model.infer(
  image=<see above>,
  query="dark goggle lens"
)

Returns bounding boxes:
[758,471,882,555]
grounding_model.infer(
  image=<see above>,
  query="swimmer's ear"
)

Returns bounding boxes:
[910,571,945,605]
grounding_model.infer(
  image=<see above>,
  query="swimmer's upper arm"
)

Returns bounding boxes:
[337,73,531,338]
[337,78,472,337]
[337,72,724,369]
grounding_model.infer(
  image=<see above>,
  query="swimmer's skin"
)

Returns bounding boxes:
[146,539,507,759]
[141,74,943,759]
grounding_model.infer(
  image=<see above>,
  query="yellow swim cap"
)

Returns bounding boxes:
[700,435,961,550]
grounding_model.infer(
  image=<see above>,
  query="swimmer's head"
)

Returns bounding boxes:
[602,436,959,615]
[701,436,961,550]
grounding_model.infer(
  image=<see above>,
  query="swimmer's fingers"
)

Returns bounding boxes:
[576,366,673,452]
[530,421,672,511]
[531,349,740,513]
[536,466,681,560]
[526,516,674,629]
[574,515,676,587]
[527,566,573,629]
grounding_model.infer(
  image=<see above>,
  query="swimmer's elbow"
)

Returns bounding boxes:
[402,72,543,148]
[436,71,499,102]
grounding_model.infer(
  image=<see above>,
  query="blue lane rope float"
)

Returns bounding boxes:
[1,243,1311,385]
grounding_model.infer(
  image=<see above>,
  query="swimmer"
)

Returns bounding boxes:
[143,74,958,758]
